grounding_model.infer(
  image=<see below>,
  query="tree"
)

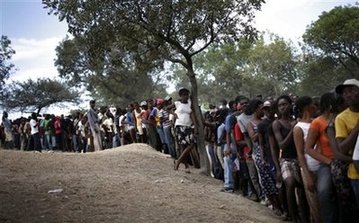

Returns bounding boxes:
[0,35,15,90]
[1,78,79,114]
[303,5,359,76]
[169,35,300,103]
[297,55,353,96]
[43,0,264,173]
[54,37,167,106]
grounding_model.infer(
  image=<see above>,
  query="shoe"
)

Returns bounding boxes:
[220,188,234,193]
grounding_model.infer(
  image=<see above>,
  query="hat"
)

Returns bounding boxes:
[262,101,271,108]
[140,101,147,106]
[178,87,190,96]
[335,79,359,94]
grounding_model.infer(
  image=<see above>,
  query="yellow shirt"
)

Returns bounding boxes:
[335,108,359,179]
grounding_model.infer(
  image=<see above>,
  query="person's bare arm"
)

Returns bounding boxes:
[337,122,359,155]
[247,121,258,143]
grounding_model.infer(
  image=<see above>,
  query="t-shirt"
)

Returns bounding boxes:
[237,113,252,133]
[30,119,39,135]
[234,122,251,160]
[310,116,334,160]
[174,101,192,127]
[335,108,359,179]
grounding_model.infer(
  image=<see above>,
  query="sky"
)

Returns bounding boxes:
[0,0,358,118]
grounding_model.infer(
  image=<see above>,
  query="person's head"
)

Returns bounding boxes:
[89,100,96,109]
[146,98,154,108]
[133,102,140,110]
[140,101,147,110]
[335,79,359,108]
[31,112,37,120]
[178,87,190,101]
[276,95,292,118]
[238,97,249,114]
[261,101,272,118]
[294,96,315,119]
[319,92,336,114]
[156,98,165,109]
[247,99,264,118]
[228,100,237,112]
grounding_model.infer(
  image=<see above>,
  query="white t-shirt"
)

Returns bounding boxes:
[295,121,320,172]
[30,119,39,135]
[237,113,252,133]
[352,134,359,161]
[174,100,192,127]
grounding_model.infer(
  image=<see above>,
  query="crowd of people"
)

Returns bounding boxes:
[1,79,359,223]
[203,79,359,223]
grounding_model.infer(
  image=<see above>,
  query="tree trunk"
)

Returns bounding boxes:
[187,70,210,175]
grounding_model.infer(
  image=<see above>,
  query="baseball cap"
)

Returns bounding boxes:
[262,101,271,108]
[335,79,359,94]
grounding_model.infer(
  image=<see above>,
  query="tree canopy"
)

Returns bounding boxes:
[1,78,79,114]
[303,5,359,76]
[0,35,15,89]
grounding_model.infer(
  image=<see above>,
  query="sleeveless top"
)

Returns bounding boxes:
[295,122,320,171]
[278,120,297,159]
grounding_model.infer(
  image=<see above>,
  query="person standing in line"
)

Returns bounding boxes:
[172,88,196,173]
[335,79,359,207]
[305,92,338,223]
[272,95,308,223]
[293,96,321,223]
[2,111,14,149]
[87,100,102,151]
[30,113,42,152]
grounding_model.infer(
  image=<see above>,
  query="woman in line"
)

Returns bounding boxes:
[172,88,196,173]
[272,95,309,223]
[305,92,338,223]
[293,96,321,223]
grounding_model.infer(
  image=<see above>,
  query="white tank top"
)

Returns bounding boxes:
[295,121,320,172]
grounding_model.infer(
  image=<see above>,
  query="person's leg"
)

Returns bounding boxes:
[246,159,261,200]
[300,168,321,223]
[174,144,192,170]
[164,126,176,158]
[222,154,234,191]
[316,164,337,223]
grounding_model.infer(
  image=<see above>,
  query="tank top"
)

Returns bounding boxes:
[278,120,297,159]
[295,122,320,171]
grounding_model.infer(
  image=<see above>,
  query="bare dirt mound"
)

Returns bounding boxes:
[0,144,281,223]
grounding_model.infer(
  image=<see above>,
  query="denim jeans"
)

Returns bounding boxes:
[44,134,52,150]
[163,126,176,158]
[223,155,235,189]
[315,164,337,223]
[156,127,165,144]
[113,134,120,147]
[351,179,359,206]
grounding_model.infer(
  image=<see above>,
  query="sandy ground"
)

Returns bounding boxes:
[0,144,282,223]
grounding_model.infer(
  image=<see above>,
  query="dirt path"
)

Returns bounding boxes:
[0,144,282,223]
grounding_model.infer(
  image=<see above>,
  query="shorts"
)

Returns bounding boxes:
[280,158,302,183]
